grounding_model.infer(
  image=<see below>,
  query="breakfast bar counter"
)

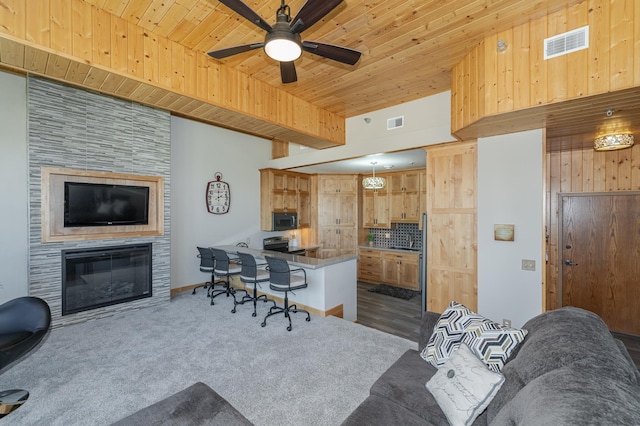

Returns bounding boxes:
[211,246,358,321]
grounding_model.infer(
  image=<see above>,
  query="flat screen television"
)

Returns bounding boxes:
[64,182,149,227]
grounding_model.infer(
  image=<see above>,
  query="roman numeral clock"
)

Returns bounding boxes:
[206,172,230,214]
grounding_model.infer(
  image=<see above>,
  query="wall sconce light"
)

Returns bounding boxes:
[497,39,508,53]
[594,134,634,151]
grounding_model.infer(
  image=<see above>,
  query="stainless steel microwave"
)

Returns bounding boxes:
[272,212,297,231]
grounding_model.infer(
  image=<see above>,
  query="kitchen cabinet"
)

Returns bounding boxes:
[297,174,312,228]
[260,169,314,231]
[358,248,381,282]
[381,250,420,290]
[389,170,421,223]
[317,175,358,258]
[362,187,389,228]
[318,227,357,258]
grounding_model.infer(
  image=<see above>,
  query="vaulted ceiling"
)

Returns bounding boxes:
[2,0,638,152]
[79,0,584,118]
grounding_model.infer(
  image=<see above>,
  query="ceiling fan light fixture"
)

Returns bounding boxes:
[264,36,302,62]
[594,133,634,151]
[264,12,302,62]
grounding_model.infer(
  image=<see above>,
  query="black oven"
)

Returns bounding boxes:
[272,212,297,231]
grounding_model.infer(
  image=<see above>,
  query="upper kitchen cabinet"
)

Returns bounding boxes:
[260,169,315,231]
[318,175,358,195]
[361,178,389,228]
[389,170,421,223]
[317,175,358,258]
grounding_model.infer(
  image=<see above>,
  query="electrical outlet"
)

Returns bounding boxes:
[503,319,512,328]
[521,259,535,271]
[385,233,391,238]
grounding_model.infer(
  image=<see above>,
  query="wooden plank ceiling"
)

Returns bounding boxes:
[80,0,583,118]
[4,0,637,150]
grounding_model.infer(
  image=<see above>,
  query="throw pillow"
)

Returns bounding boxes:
[426,344,505,426]
[420,301,485,367]
[421,301,527,372]
[462,319,528,373]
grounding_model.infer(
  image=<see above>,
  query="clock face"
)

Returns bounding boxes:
[206,180,230,214]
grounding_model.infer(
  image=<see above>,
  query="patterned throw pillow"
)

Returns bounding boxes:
[462,318,527,373]
[426,343,505,426]
[421,301,527,372]
[420,301,481,367]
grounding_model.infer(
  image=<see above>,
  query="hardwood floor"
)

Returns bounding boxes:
[356,281,640,371]
[356,281,422,342]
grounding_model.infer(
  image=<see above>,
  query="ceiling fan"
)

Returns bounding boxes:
[207,0,362,84]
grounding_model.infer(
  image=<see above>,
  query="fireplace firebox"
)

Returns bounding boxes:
[62,244,152,315]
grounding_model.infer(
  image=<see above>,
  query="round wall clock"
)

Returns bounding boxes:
[206,172,230,214]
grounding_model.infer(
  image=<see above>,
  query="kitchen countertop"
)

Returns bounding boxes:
[358,245,421,254]
[212,245,356,270]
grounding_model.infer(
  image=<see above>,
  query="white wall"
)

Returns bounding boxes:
[477,130,544,328]
[268,91,456,169]
[0,70,28,303]
[170,116,273,288]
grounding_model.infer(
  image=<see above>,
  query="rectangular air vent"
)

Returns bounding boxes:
[387,115,404,130]
[544,26,589,60]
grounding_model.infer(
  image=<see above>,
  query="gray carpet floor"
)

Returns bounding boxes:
[1,291,416,425]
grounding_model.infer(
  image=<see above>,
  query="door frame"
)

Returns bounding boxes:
[557,191,640,309]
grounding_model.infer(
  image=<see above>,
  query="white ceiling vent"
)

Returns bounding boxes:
[387,116,404,130]
[544,26,589,60]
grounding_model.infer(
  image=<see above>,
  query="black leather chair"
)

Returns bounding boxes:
[0,297,51,418]
[193,247,225,296]
[209,248,247,308]
[234,252,276,316]
[261,256,311,331]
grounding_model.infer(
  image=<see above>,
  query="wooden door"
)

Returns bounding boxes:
[560,193,640,335]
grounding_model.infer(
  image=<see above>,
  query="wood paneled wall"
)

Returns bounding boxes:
[0,0,344,148]
[425,141,478,313]
[545,142,640,310]
[452,0,640,139]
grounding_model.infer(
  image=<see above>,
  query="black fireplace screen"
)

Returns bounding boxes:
[62,244,152,315]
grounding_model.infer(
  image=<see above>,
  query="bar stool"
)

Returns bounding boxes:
[261,256,311,331]
[209,248,245,308]
[233,252,277,316]
[193,247,225,296]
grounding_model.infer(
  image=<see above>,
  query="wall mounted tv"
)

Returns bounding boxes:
[64,182,149,227]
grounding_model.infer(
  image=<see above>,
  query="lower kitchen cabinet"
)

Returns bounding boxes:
[358,248,381,282]
[381,251,419,290]
[358,248,419,290]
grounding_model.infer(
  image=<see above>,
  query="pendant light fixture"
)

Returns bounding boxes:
[362,161,386,190]
[594,133,634,151]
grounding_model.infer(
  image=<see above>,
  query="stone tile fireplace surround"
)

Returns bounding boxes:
[28,77,171,327]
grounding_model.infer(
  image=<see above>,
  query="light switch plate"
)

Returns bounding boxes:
[522,259,535,271]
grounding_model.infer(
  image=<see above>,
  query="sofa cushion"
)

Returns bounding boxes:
[426,344,504,426]
[490,363,640,425]
[340,395,445,426]
[486,306,640,423]
[369,349,449,424]
[112,382,253,426]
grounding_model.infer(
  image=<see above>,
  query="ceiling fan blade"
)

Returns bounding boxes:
[280,61,298,84]
[207,43,264,59]
[218,0,272,32]
[302,41,361,65]
[290,0,343,34]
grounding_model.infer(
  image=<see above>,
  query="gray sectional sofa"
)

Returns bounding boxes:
[341,306,640,425]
